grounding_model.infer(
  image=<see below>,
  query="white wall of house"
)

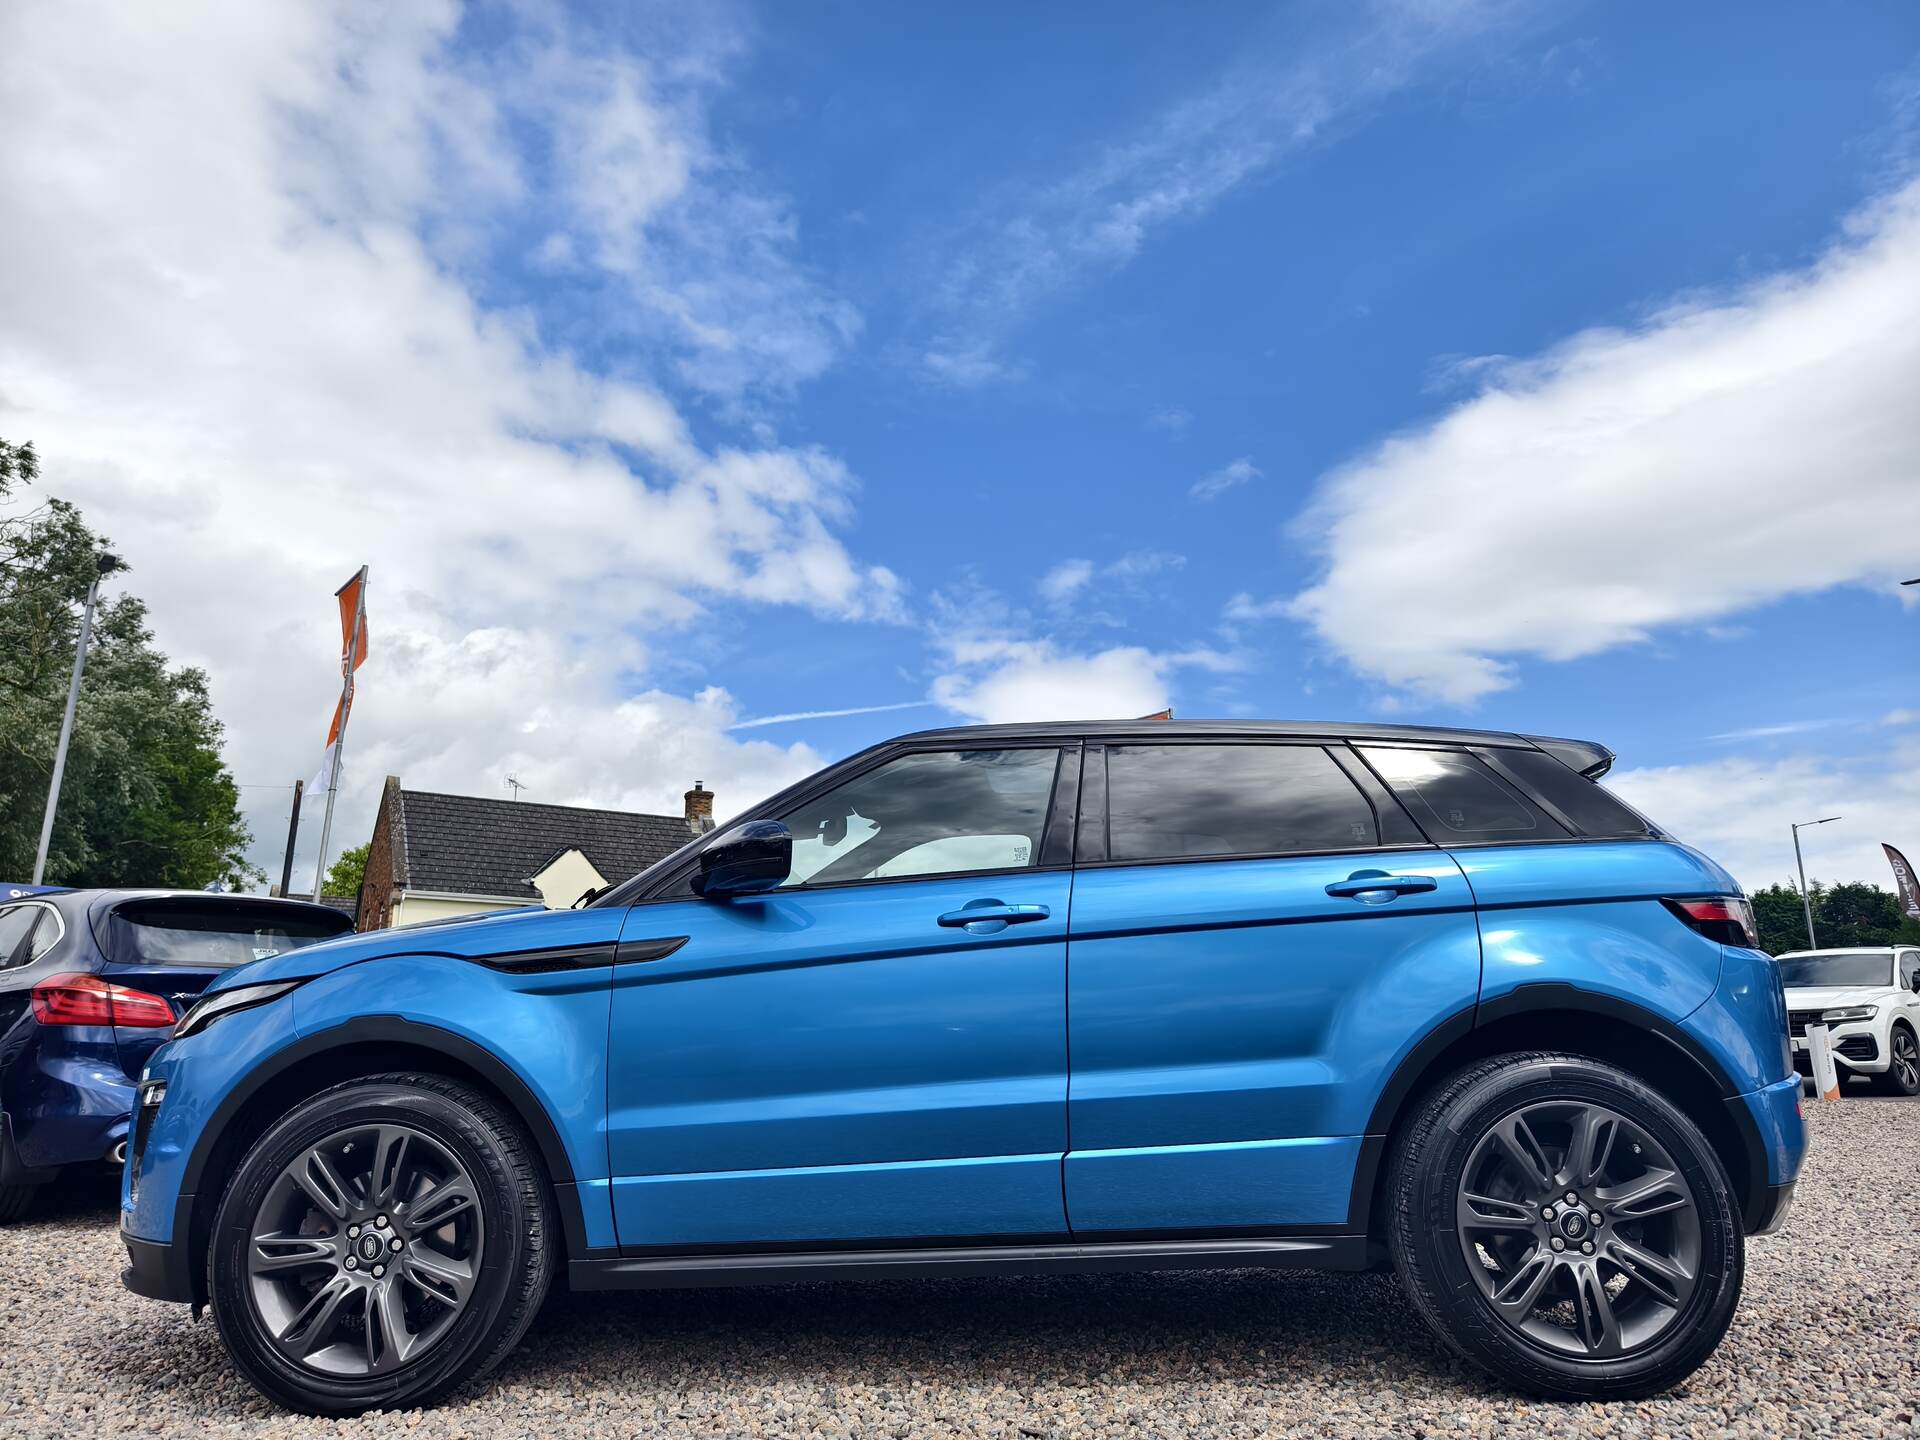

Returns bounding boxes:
[529,848,607,910]
[390,891,531,926]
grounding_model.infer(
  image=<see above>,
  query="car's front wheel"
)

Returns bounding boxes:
[1387,1051,1742,1399]
[208,1073,553,1415]
[1873,1024,1920,1096]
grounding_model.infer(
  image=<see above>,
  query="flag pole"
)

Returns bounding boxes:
[311,567,367,902]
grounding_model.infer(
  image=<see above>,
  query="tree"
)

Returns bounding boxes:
[0,438,257,888]
[0,436,35,496]
[324,843,368,902]
[1748,880,1920,955]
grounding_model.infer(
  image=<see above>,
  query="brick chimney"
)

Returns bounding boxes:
[684,781,715,834]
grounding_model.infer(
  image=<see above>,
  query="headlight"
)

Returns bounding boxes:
[173,980,303,1040]
[1820,1005,1878,1024]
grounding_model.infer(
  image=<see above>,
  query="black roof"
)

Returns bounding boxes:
[891,718,1561,748]
[397,790,696,901]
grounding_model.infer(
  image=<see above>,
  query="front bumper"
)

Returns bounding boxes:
[1790,1022,1884,1075]
[120,1232,195,1303]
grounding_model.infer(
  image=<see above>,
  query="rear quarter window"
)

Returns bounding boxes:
[1358,747,1568,845]
[1485,748,1660,839]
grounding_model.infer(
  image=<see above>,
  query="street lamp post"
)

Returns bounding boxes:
[32,552,123,885]
[1790,815,1842,951]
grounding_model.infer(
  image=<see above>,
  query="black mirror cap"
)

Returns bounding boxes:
[692,820,792,898]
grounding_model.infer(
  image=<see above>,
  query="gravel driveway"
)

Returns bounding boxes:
[1,1097,1913,1439]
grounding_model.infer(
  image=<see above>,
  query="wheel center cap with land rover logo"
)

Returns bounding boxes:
[356,1232,388,1264]
[1559,1210,1589,1241]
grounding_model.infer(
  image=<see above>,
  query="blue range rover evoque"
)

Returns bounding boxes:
[121,721,1804,1413]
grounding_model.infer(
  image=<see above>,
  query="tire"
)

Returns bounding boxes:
[0,1184,36,1225]
[207,1073,554,1415]
[1386,1051,1742,1400]
[1873,1024,1920,1097]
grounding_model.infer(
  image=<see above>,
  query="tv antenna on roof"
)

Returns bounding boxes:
[506,774,528,801]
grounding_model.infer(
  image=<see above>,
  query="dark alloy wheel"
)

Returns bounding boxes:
[1387,1052,1743,1400]
[209,1074,552,1415]
[245,1123,483,1376]
[1875,1025,1920,1096]
[1454,1100,1700,1359]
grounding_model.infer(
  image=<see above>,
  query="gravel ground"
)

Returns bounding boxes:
[1,1097,1914,1439]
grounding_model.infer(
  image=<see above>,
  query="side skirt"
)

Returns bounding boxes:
[569,1235,1372,1292]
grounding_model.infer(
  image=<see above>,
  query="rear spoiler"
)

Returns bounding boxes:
[1520,734,1616,780]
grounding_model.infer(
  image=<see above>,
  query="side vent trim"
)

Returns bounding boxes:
[615,936,691,966]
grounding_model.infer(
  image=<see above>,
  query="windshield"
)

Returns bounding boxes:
[1777,953,1894,988]
[106,901,352,968]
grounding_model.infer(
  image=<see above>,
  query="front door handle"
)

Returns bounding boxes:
[1324,870,1438,903]
[937,901,1051,934]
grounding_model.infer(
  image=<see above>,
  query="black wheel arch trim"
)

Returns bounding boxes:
[162,1015,607,1303]
[1347,983,1774,1236]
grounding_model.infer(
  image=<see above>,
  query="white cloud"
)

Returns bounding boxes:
[1038,551,1186,609]
[933,642,1178,725]
[929,580,1238,724]
[1707,721,1837,742]
[0,3,893,880]
[1608,739,1920,893]
[1288,177,1920,704]
[1883,709,1919,728]
[912,0,1534,381]
[511,11,860,402]
[1148,406,1194,435]
[1038,559,1095,604]
[1105,549,1186,581]
[919,338,1029,389]
[1191,456,1262,502]
[1222,592,1292,624]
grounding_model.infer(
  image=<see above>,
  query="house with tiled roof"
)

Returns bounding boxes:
[356,776,717,929]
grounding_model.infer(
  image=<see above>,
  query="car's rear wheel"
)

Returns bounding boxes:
[208,1074,553,1415]
[0,1183,36,1224]
[1387,1052,1742,1399]
[1873,1024,1919,1096]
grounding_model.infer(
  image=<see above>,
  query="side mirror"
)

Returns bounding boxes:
[692,820,791,898]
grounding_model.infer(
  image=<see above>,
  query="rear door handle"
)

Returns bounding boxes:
[1324,870,1438,902]
[937,901,1051,933]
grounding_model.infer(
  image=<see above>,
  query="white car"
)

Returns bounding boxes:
[1777,945,1920,1096]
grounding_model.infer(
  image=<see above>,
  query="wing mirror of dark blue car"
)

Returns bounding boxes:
[692,820,793,898]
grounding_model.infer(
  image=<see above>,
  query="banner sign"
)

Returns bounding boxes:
[1885,843,1920,921]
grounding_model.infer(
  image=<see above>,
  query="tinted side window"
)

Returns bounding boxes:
[1106,744,1377,862]
[1359,747,1567,844]
[0,906,36,968]
[779,748,1061,887]
[1489,748,1658,839]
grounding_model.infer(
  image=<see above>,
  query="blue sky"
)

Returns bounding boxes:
[2,1,1916,890]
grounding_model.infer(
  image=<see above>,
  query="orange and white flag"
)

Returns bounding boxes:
[310,567,369,793]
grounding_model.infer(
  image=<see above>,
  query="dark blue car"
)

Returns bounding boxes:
[120,721,1805,1413]
[0,890,352,1220]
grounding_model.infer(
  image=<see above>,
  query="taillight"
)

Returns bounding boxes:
[30,973,176,1029]
[1662,896,1762,949]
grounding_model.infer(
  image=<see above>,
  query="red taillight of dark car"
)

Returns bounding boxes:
[1661,896,1763,950]
[30,973,176,1029]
